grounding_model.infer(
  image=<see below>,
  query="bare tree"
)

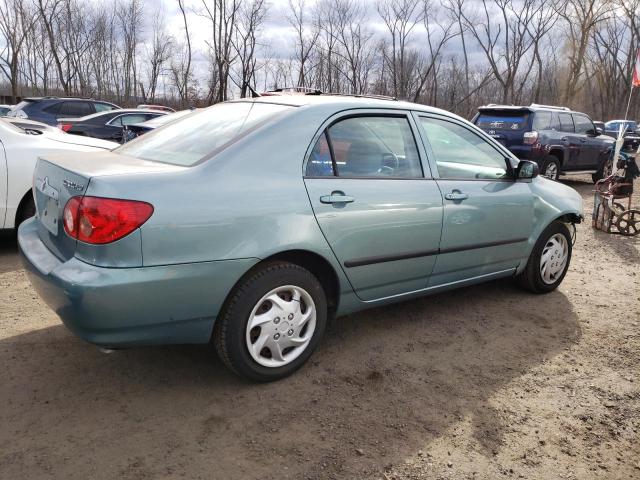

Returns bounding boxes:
[557,0,612,105]
[171,0,193,106]
[0,0,32,102]
[287,0,320,88]
[231,0,266,97]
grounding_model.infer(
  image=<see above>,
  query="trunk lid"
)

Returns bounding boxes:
[33,151,185,261]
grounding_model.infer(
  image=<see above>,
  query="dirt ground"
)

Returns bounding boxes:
[0,175,638,480]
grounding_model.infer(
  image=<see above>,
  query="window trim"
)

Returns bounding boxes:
[572,113,594,135]
[414,112,517,182]
[303,110,429,180]
[557,112,575,133]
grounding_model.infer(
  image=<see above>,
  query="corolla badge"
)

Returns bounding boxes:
[63,179,85,191]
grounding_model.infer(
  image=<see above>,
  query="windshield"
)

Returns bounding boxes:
[476,112,529,131]
[117,102,292,166]
[606,121,637,130]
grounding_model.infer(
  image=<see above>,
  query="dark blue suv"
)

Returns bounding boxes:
[7,97,120,126]
[472,104,615,182]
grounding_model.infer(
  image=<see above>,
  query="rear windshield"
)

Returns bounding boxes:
[476,112,529,131]
[12,100,34,111]
[116,102,292,166]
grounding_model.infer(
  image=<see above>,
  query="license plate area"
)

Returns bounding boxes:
[36,178,60,235]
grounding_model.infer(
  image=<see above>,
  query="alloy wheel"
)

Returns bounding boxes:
[543,162,558,180]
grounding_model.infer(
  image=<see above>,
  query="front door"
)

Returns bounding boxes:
[415,114,535,286]
[572,113,600,169]
[304,112,443,301]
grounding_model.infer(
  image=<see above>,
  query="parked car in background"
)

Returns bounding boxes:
[19,95,582,381]
[604,120,640,153]
[58,109,167,143]
[7,97,120,125]
[0,104,13,116]
[0,119,117,230]
[593,121,605,133]
[122,109,197,142]
[137,104,175,113]
[473,104,615,182]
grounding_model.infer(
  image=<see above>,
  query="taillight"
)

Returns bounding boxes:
[58,123,72,132]
[63,196,153,244]
[523,131,539,145]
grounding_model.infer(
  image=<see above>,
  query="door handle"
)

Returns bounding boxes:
[444,191,469,201]
[320,192,355,204]
[580,138,586,143]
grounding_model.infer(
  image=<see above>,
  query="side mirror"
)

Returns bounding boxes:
[586,128,600,136]
[517,160,539,180]
[595,127,603,135]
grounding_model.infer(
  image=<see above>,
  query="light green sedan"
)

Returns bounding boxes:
[18,94,583,381]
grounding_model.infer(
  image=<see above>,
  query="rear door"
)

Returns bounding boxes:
[416,114,534,286]
[304,111,443,301]
[556,112,580,169]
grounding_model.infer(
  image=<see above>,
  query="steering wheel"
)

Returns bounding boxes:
[378,153,399,175]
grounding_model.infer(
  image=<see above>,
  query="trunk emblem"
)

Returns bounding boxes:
[63,179,85,191]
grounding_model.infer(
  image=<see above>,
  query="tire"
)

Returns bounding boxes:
[541,155,560,181]
[16,195,36,228]
[516,221,572,294]
[213,261,327,382]
[592,156,613,183]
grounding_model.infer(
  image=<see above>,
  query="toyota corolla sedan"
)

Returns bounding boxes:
[18,95,583,381]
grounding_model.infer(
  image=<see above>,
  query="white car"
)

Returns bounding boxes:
[0,118,117,230]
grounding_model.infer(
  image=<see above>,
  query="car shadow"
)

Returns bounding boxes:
[0,278,580,480]
[0,230,20,275]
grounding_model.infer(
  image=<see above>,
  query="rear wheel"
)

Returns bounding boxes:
[213,261,327,382]
[541,156,560,181]
[16,195,35,228]
[516,221,572,293]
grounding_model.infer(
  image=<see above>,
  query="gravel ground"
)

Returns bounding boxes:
[0,175,638,480]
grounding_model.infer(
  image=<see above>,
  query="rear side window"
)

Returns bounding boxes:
[573,114,594,134]
[95,102,116,112]
[532,111,552,130]
[110,114,151,126]
[306,132,334,176]
[59,101,93,117]
[557,113,574,133]
[43,103,61,114]
[476,112,529,131]
[307,116,422,178]
[117,102,292,166]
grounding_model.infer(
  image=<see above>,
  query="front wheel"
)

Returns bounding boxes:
[541,156,560,181]
[516,221,572,293]
[213,261,327,382]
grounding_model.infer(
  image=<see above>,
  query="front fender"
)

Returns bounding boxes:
[516,176,583,273]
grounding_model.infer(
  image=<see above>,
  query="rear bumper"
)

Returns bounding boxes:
[18,218,258,347]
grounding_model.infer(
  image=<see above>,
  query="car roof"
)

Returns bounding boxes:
[228,94,469,122]
[23,97,117,104]
[59,109,164,122]
[477,103,580,114]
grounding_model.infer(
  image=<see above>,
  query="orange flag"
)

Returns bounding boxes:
[634,49,640,87]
